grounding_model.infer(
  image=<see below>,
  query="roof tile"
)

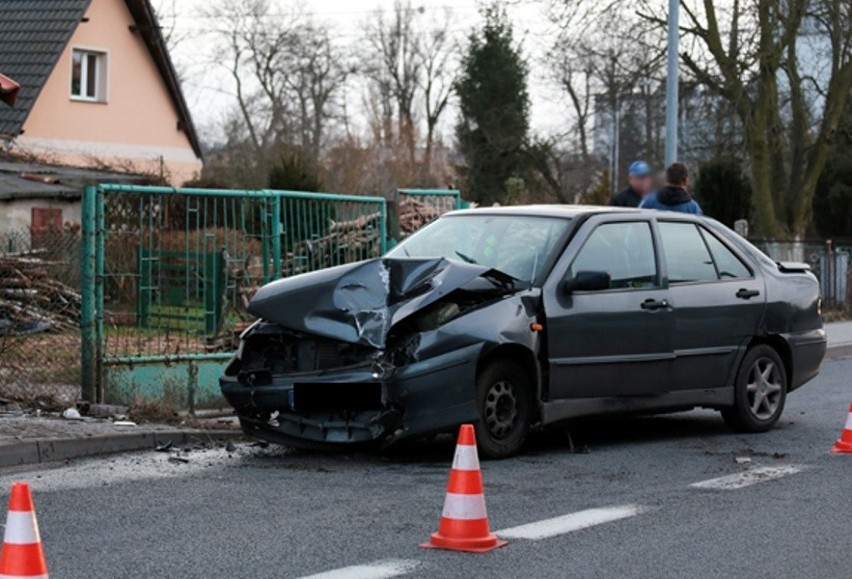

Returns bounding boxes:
[0,1,90,137]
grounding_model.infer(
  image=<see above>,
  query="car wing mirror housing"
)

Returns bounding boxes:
[564,270,611,294]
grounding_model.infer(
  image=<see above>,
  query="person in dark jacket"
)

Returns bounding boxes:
[640,162,702,214]
[610,160,653,207]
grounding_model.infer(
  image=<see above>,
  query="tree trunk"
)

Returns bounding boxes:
[424,121,434,176]
[744,112,785,238]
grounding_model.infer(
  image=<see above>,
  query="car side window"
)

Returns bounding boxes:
[699,228,752,279]
[570,222,658,289]
[658,222,718,284]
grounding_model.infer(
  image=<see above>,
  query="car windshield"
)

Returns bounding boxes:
[386,214,571,285]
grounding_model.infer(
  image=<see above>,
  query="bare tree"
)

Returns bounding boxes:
[545,1,666,195]
[640,0,852,237]
[415,9,456,175]
[154,0,188,53]
[362,1,422,166]
[358,2,459,186]
[202,0,349,186]
[288,23,351,163]
[205,0,298,155]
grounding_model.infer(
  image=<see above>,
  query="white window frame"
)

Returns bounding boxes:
[70,47,108,103]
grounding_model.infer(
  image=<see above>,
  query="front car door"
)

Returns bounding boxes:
[543,215,674,399]
[656,219,765,391]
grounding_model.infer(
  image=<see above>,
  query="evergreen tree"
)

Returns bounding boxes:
[813,103,852,238]
[455,5,530,205]
[694,156,752,228]
[268,148,323,192]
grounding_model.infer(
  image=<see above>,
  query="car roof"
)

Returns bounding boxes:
[442,204,703,221]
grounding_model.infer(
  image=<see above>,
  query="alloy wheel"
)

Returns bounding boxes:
[745,357,784,420]
[483,380,519,439]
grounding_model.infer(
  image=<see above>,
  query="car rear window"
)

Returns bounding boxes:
[659,222,753,283]
[699,228,752,279]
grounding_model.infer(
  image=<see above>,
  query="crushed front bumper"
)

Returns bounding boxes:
[220,342,483,448]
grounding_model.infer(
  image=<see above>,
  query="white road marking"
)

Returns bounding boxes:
[496,504,648,540]
[299,559,420,579]
[689,465,805,490]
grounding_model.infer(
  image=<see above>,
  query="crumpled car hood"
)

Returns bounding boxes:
[248,257,513,348]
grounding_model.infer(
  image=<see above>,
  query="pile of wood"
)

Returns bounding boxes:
[0,252,81,334]
[282,212,383,275]
[398,197,444,235]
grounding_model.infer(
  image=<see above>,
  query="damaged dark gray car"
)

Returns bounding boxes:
[220,207,826,457]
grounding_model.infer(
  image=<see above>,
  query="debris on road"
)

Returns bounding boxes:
[735,456,753,464]
[61,407,83,421]
[168,455,190,464]
[85,404,129,419]
[225,441,236,453]
[155,440,173,452]
[113,420,137,427]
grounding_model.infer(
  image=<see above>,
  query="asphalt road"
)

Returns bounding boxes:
[2,359,851,579]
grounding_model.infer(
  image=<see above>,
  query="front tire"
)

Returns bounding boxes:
[722,345,787,432]
[474,360,532,459]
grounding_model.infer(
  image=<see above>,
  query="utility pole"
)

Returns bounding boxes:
[664,0,679,166]
[611,96,620,193]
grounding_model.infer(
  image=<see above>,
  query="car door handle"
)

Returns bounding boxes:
[736,288,760,299]
[641,298,670,311]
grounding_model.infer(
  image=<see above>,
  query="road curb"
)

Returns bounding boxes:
[0,430,242,469]
[825,343,852,361]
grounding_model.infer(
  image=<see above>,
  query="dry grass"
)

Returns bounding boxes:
[127,397,181,424]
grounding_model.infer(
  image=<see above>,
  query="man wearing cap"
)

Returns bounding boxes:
[610,161,654,207]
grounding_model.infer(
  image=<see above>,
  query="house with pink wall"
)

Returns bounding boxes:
[0,0,202,185]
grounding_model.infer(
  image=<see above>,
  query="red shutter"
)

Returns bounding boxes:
[31,207,63,249]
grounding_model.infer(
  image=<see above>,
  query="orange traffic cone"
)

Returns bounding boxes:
[0,483,48,578]
[831,403,852,454]
[421,424,507,553]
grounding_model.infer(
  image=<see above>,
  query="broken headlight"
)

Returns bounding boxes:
[414,302,461,332]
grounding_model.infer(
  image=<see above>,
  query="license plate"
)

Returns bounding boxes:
[292,382,382,412]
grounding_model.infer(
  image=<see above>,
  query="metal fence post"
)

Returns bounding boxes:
[260,197,270,283]
[187,361,198,416]
[271,193,282,279]
[95,186,105,403]
[80,185,97,402]
[380,198,388,254]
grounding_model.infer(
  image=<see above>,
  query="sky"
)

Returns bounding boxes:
[161,0,567,145]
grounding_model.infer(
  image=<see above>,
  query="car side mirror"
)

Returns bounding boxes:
[563,270,611,294]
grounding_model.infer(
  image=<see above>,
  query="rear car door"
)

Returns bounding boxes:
[543,216,674,399]
[657,220,765,390]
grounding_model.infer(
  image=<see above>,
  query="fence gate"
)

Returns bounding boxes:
[81,185,387,409]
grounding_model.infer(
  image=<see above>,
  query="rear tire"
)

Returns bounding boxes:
[474,359,532,459]
[721,344,787,432]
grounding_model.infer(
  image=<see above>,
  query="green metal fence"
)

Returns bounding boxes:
[270,190,387,277]
[81,185,387,409]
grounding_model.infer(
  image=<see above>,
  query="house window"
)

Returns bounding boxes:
[71,49,107,101]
